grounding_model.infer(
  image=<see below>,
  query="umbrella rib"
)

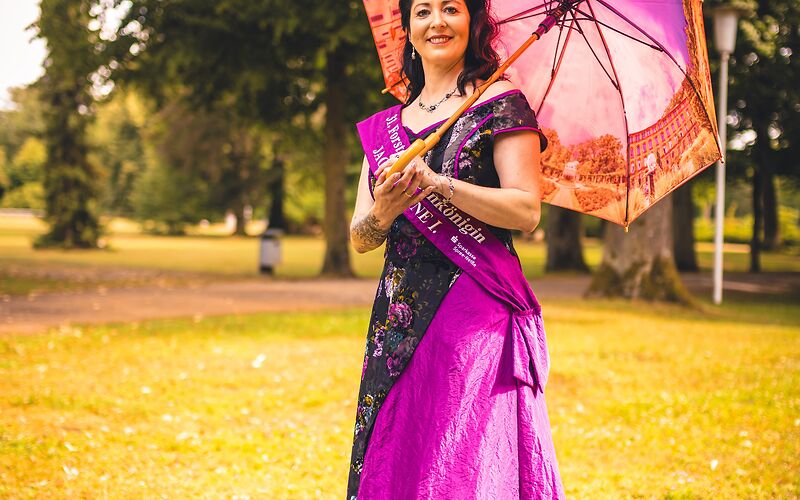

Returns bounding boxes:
[498,11,548,25]
[572,16,619,91]
[537,14,576,115]
[594,0,683,68]
[501,13,576,30]
[573,9,662,51]
[585,0,632,225]
[497,1,555,26]
[551,15,565,78]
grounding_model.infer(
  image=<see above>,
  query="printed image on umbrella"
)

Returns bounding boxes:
[362,0,722,227]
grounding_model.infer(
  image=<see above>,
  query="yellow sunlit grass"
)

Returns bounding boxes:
[1,299,798,498]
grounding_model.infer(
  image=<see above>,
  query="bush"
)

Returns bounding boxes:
[131,162,209,235]
[1,182,45,210]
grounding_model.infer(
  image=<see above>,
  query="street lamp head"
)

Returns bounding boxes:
[711,5,746,55]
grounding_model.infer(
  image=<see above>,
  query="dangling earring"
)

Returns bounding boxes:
[411,46,416,60]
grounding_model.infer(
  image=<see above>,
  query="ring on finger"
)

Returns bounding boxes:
[403,189,414,198]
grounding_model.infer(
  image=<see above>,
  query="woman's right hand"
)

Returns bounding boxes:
[371,154,436,228]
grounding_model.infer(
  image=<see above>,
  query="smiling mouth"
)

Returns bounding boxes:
[427,36,452,45]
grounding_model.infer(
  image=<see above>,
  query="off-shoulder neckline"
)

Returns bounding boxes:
[402,89,524,137]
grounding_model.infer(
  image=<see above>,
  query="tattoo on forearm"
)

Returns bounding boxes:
[351,212,389,251]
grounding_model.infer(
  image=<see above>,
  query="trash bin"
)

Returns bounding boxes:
[259,228,283,275]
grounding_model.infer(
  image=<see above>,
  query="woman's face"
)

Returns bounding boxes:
[408,0,471,68]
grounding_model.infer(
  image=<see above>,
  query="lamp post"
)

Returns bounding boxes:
[711,6,742,305]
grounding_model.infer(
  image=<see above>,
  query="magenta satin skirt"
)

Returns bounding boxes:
[356,272,565,499]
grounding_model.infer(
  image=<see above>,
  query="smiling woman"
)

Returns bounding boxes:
[347,0,563,498]
[401,0,501,112]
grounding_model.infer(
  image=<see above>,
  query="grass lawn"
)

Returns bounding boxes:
[1,297,798,498]
[2,213,798,295]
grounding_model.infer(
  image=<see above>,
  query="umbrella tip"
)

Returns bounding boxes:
[381,88,390,94]
[624,225,629,233]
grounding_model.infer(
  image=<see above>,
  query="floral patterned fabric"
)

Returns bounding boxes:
[347,90,545,499]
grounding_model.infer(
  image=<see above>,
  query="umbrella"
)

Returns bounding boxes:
[361,0,722,228]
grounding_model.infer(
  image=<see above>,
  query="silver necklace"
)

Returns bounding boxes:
[418,87,458,113]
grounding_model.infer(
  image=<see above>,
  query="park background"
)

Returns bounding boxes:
[0,0,798,497]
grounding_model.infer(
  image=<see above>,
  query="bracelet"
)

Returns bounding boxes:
[441,175,455,203]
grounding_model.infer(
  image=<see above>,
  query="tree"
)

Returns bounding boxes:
[136,99,268,235]
[672,181,699,272]
[0,86,48,206]
[541,129,589,272]
[588,198,692,303]
[266,137,288,231]
[89,90,148,216]
[10,138,47,185]
[545,207,588,272]
[705,0,800,267]
[0,149,9,200]
[0,86,47,154]
[109,0,389,275]
[0,137,47,209]
[235,0,389,275]
[571,134,626,176]
[210,117,268,236]
[33,0,103,248]
[131,159,208,235]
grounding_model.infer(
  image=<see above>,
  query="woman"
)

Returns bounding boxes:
[347,0,565,498]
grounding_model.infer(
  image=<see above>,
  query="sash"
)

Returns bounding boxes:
[356,105,551,393]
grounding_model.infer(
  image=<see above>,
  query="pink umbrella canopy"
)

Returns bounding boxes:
[362,0,722,227]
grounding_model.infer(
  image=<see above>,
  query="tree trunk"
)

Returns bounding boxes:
[233,203,247,236]
[36,88,101,249]
[750,127,771,272]
[34,0,102,250]
[588,197,692,303]
[672,182,699,272]
[762,166,779,250]
[750,168,763,273]
[545,207,588,272]
[320,46,354,277]
[268,142,287,231]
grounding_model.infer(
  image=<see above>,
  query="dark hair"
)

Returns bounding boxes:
[398,0,502,105]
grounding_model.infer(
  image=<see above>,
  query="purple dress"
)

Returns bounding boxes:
[348,90,565,499]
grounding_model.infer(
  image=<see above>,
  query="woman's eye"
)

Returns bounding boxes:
[415,8,430,17]
[444,6,458,14]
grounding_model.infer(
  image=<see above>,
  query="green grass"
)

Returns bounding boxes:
[0,297,798,498]
[696,241,800,273]
[2,214,798,295]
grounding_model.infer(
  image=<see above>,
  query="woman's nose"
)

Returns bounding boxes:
[430,9,445,28]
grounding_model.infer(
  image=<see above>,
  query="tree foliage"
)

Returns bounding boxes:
[108,0,390,274]
[704,0,799,261]
[571,134,626,176]
[0,86,47,206]
[89,90,148,215]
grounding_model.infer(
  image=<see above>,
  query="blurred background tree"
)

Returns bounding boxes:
[705,0,800,271]
[89,90,148,217]
[0,87,47,209]
[542,129,589,273]
[106,0,389,276]
[33,0,105,248]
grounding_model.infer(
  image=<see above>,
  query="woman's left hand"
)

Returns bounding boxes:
[376,152,440,192]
